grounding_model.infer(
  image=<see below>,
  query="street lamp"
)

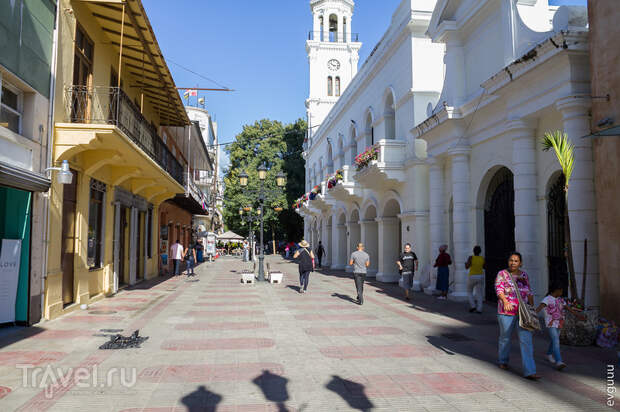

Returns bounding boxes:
[238,164,287,282]
[239,207,258,261]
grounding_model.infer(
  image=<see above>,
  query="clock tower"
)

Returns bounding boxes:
[306,0,362,139]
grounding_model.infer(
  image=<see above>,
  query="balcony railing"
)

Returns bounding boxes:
[65,86,185,186]
[308,31,359,42]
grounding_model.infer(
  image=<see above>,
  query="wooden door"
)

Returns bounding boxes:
[61,170,78,306]
[119,207,128,286]
[71,24,94,122]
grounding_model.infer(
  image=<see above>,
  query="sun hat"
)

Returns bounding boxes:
[299,240,310,248]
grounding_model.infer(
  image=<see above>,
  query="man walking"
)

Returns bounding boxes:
[349,243,370,305]
[170,239,184,276]
[316,241,325,268]
[397,243,418,301]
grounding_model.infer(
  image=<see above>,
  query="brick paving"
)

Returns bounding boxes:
[0,256,617,411]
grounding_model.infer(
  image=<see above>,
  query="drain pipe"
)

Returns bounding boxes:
[40,3,61,322]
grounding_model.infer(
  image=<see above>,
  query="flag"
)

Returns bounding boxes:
[198,97,205,105]
[188,89,198,97]
[183,90,190,99]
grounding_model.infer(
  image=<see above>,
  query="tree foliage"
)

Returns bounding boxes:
[223,119,306,242]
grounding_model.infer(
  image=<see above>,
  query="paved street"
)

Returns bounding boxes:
[0,256,617,411]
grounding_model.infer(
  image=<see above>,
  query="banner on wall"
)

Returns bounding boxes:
[0,239,22,324]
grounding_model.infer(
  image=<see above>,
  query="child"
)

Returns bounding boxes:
[536,283,585,370]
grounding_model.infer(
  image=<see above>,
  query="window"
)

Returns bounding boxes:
[146,207,153,258]
[335,77,341,97]
[71,24,94,122]
[87,179,106,268]
[327,76,333,96]
[0,80,22,134]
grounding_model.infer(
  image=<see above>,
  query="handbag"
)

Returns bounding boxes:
[506,271,541,332]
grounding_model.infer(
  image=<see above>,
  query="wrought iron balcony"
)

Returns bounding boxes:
[65,86,185,186]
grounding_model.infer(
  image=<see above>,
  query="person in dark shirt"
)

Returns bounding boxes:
[315,241,325,268]
[396,243,418,301]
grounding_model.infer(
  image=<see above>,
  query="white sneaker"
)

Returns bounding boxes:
[547,354,556,364]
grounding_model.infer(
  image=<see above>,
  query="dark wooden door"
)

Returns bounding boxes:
[547,174,568,296]
[61,169,78,306]
[136,212,143,280]
[484,168,515,302]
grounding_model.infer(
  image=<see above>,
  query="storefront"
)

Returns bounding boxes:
[158,200,193,275]
[0,163,50,325]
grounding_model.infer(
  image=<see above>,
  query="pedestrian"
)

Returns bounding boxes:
[170,239,184,276]
[396,243,418,301]
[293,240,315,294]
[316,241,325,268]
[184,242,197,276]
[466,245,485,313]
[495,251,540,380]
[195,239,204,263]
[433,244,452,299]
[536,282,586,370]
[349,243,370,305]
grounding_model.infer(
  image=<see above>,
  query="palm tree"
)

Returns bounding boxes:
[541,131,578,300]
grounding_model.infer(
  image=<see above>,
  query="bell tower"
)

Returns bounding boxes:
[306,0,362,139]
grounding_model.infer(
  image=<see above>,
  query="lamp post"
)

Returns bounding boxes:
[239,207,259,261]
[239,165,286,282]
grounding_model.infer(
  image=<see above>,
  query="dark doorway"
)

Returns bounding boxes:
[119,206,128,286]
[61,169,78,306]
[136,211,144,280]
[484,167,515,302]
[547,174,568,296]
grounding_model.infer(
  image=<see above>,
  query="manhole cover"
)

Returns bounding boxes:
[441,333,474,342]
[88,310,118,315]
[100,329,123,333]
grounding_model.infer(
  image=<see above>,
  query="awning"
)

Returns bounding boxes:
[0,162,51,192]
[583,125,620,138]
[171,193,208,215]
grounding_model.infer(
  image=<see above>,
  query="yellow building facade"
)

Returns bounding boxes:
[45,0,188,319]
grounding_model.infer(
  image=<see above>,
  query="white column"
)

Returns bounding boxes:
[449,146,472,300]
[508,120,540,293]
[556,96,599,307]
[338,14,344,42]
[322,217,332,267]
[360,219,378,277]
[347,16,352,43]
[346,220,360,272]
[427,158,445,294]
[376,217,400,282]
[322,13,329,42]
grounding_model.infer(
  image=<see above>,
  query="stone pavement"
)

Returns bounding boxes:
[0,256,617,411]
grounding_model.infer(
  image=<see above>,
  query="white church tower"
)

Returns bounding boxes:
[306,0,362,139]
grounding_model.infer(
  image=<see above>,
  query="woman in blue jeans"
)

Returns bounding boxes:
[495,252,540,380]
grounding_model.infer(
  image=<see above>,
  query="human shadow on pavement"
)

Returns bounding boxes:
[326,375,374,412]
[252,369,290,412]
[331,293,357,304]
[286,285,302,293]
[180,385,222,412]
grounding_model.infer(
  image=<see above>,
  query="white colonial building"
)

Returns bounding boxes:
[299,0,598,307]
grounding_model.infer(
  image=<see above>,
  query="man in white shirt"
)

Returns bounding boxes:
[170,240,184,276]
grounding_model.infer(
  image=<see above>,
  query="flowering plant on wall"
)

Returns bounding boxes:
[354,146,379,171]
[327,169,344,189]
[309,185,321,200]
[293,193,309,209]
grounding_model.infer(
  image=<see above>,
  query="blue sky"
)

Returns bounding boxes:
[143,0,586,170]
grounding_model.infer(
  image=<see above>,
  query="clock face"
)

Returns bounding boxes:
[327,59,341,71]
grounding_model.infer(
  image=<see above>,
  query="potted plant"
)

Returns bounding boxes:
[354,146,379,171]
[542,131,597,346]
[327,169,344,189]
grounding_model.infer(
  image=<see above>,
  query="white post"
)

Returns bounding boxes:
[449,146,472,300]
[346,219,360,272]
[360,219,378,277]
[508,120,540,295]
[556,96,599,307]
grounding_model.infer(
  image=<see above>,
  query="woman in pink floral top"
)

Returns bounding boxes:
[495,252,539,380]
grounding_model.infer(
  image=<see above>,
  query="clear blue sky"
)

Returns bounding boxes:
[143,0,586,170]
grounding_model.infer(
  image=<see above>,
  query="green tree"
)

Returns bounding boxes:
[223,119,306,243]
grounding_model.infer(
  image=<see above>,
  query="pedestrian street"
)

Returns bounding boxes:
[0,256,615,411]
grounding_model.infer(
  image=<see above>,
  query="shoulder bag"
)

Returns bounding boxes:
[506,271,541,332]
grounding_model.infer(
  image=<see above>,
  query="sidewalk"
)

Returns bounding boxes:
[0,256,616,411]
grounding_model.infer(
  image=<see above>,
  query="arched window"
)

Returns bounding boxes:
[335,77,341,96]
[384,91,395,139]
[365,112,374,147]
[329,14,338,42]
[343,17,347,42]
[327,76,333,96]
[319,16,324,41]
